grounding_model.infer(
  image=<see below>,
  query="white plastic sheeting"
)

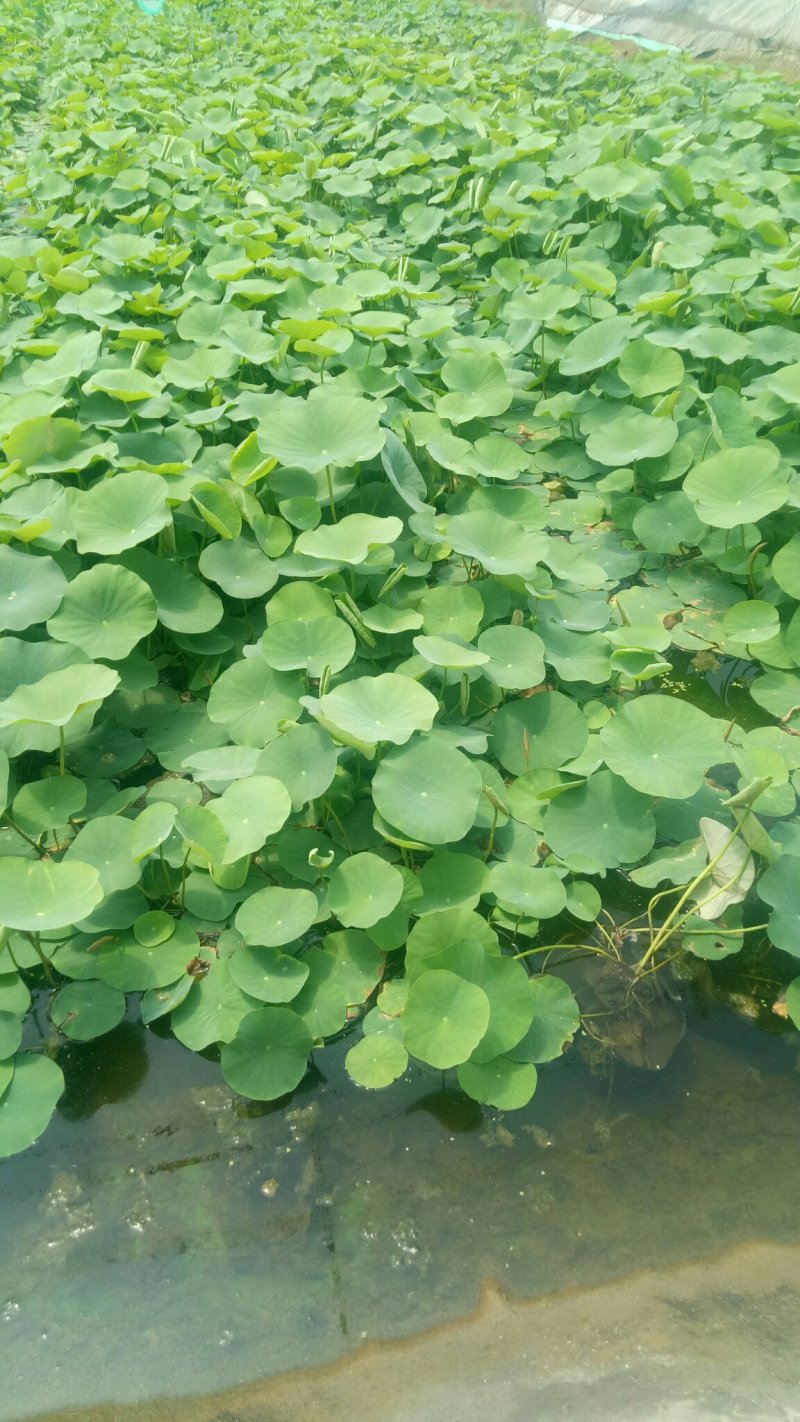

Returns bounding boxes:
[545,0,800,58]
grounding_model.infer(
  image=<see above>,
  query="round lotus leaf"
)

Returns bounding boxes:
[346,1034,408,1089]
[437,352,512,424]
[295,513,403,564]
[171,956,259,1050]
[457,1056,537,1110]
[0,663,119,730]
[785,977,800,1029]
[265,581,336,624]
[0,858,102,931]
[406,908,498,973]
[176,803,228,863]
[0,1054,64,1158]
[758,857,800,957]
[565,880,602,922]
[47,564,157,661]
[586,411,678,467]
[318,930,385,1005]
[413,634,489,669]
[198,539,278,599]
[418,583,484,641]
[12,774,86,835]
[258,394,386,473]
[210,775,292,863]
[0,547,66,631]
[416,852,488,915]
[600,695,727,798]
[262,616,355,677]
[419,944,534,1064]
[772,535,800,599]
[221,1005,313,1100]
[0,974,30,1018]
[235,886,318,947]
[133,910,175,948]
[121,548,222,634]
[560,316,636,376]
[721,600,780,645]
[93,919,199,991]
[207,660,302,747]
[750,670,800,721]
[228,943,310,1003]
[683,443,787,528]
[632,492,707,554]
[507,975,581,1064]
[476,625,546,690]
[327,852,404,928]
[71,471,171,555]
[618,339,684,397]
[83,367,163,402]
[66,815,139,894]
[316,673,437,746]
[492,691,588,775]
[0,1012,22,1059]
[543,770,657,871]
[402,969,490,1069]
[291,947,349,1038]
[373,738,483,844]
[487,862,567,918]
[50,979,125,1041]
[256,723,338,810]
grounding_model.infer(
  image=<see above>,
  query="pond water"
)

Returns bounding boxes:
[3,992,800,1422]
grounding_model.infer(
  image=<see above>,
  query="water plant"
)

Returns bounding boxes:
[2,0,800,1155]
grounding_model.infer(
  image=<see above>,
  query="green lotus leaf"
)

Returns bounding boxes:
[487,862,567,918]
[198,538,278,598]
[210,775,292,863]
[2,415,83,472]
[0,1012,23,1060]
[402,969,490,1069]
[416,852,488,915]
[683,443,787,527]
[83,367,164,402]
[507,975,581,1064]
[47,564,157,661]
[66,815,140,894]
[618,339,684,397]
[420,943,535,1064]
[70,471,171,555]
[50,979,125,1042]
[457,1056,537,1110]
[0,662,119,729]
[0,1055,64,1159]
[436,353,513,424]
[543,770,657,871]
[785,978,800,1029]
[235,886,319,948]
[0,858,102,931]
[418,583,484,640]
[262,615,355,677]
[758,857,800,957]
[227,944,309,1003]
[175,803,228,863]
[295,513,403,564]
[721,601,780,645]
[121,548,222,634]
[172,956,260,1050]
[311,673,437,746]
[0,548,66,631]
[586,411,677,467]
[191,483,243,540]
[256,723,338,810]
[476,625,546,689]
[413,634,489,669]
[321,930,386,1005]
[632,492,707,554]
[258,394,386,473]
[445,510,542,577]
[221,1005,313,1100]
[749,670,800,722]
[12,774,86,835]
[93,920,199,991]
[133,911,175,948]
[327,852,404,928]
[771,535,800,599]
[291,947,349,1038]
[492,691,588,775]
[346,1034,408,1089]
[600,695,727,797]
[373,737,483,844]
[162,348,239,389]
[207,660,303,747]
[560,316,637,376]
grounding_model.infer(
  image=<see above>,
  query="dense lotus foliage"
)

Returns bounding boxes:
[2,0,800,1154]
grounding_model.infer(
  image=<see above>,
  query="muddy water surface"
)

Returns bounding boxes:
[2,1000,800,1421]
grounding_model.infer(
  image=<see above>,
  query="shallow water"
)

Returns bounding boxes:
[2,995,800,1422]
